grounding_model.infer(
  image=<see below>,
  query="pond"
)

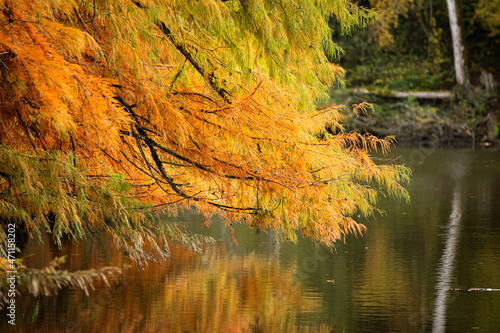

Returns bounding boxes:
[2,148,500,332]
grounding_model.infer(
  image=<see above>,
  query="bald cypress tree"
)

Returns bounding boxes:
[0,0,409,300]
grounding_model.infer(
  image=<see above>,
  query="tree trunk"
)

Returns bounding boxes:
[446,0,468,87]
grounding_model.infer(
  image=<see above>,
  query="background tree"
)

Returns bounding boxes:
[474,0,500,36]
[332,0,499,144]
[446,0,468,87]
[0,0,410,301]
[337,0,499,91]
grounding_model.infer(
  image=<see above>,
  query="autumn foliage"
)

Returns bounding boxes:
[0,0,409,267]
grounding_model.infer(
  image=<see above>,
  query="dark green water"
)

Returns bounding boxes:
[3,148,500,332]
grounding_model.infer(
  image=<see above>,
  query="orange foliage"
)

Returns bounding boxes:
[13,236,332,332]
[0,0,409,250]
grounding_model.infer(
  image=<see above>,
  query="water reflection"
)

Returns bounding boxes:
[2,149,500,332]
[432,185,462,333]
[7,241,333,332]
[432,155,467,333]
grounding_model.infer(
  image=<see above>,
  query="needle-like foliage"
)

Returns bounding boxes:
[0,0,409,267]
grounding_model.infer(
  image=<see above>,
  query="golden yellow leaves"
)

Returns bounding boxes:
[0,0,410,250]
[0,1,131,155]
[366,0,416,48]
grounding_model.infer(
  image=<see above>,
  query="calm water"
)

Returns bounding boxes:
[3,148,500,332]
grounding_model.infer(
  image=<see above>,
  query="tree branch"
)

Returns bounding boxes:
[132,1,232,102]
[115,96,259,212]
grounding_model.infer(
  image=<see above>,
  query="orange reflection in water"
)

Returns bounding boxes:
[17,238,334,333]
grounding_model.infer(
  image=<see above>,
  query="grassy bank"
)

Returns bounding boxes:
[332,87,499,148]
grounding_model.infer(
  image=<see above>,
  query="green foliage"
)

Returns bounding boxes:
[335,89,499,144]
[0,145,179,263]
[333,0,499,92]
[0,256,121,309]
[450,86,497,124]
[330,0,499,139]
[474,0,500,36]
[0,144,215,305]
[346,54,454,91]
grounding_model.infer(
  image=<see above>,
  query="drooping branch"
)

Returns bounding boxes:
[114,96,260,213]
[119,129,257,182]
[15,109,38,152]
[0,0,412,253]
[132,1,232,102]
[156,22,232,102]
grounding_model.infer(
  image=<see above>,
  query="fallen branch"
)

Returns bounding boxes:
[350,88,452,100]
